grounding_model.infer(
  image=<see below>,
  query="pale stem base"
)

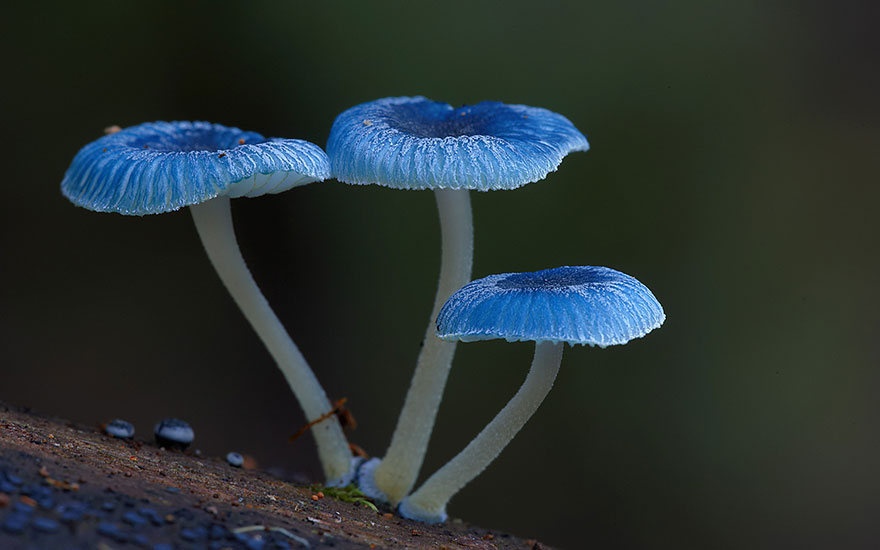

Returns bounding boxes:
[190,196,354,485]
[364,188,474,504]
[398,341,564,523]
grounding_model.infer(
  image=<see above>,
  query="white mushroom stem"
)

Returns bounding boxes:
[363,188,474,504]
[398,341,563,523]
[189,196,354,486]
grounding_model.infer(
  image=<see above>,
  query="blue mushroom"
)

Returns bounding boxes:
[61,121,356,485]
[154,418,195,449]
[328,97,589,504]
[62,121,329,215]
[105,419,135,439]
[398,266,665,523]
[328,97,589,191]
[226,452,244,468]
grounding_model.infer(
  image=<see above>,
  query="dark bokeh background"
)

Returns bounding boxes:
[2,2,878,548]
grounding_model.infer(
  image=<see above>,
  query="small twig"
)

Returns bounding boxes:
[348,442,369,458]
[232,525,311,548]
[289,398,351,443]
[233,525,266,534]
[271,527,311,547]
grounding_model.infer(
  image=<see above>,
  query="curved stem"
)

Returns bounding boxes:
[365,189,474,504]
[399,341,563,523]
[189,197,354,485]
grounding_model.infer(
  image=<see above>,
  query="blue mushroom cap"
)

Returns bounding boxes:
[436,266,665,347]
[105,419,135,439]
[61,121,331,215]
[154,418,194,447]
[225,452,244,468]
[327,96,589,191]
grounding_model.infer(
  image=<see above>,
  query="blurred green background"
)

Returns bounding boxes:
[2,2,878,548]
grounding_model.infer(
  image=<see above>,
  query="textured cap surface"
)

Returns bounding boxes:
[61,121,330,215]
[327,96,589,191]
[436,266,665,347]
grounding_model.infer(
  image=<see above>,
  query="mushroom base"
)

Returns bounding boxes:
[355,457,393,502]
[398,496,448,524]
[326,457,365,488]
[397,341,563,523]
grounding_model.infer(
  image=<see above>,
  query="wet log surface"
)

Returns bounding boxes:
[0,403,552,550]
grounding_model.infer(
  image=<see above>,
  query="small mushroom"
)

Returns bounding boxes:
[328,97,589,504]
[104,419,135,439]
[61,121,355,484]
[225,452,244,468]
[397,266,665,523]
[154,418,194,449]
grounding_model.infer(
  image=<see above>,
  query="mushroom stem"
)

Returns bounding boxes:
[189,196,355,485]
[398,341,563,523]
[362,188,474,504]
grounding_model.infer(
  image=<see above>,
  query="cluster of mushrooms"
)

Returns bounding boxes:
[61,96,665,523]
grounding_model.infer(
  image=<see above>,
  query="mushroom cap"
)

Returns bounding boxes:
[327,96,589,191]
[61,121,331,215]
[104,419,135,439]
[225,452,244,468]
[436,266,665,347]
[153,418,195,446]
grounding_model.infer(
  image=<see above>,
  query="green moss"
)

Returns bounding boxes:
[310,484,379,513]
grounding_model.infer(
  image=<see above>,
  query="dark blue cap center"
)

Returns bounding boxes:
[111,125,264,152]
[495,266,618,290]
[386,103,489,139]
